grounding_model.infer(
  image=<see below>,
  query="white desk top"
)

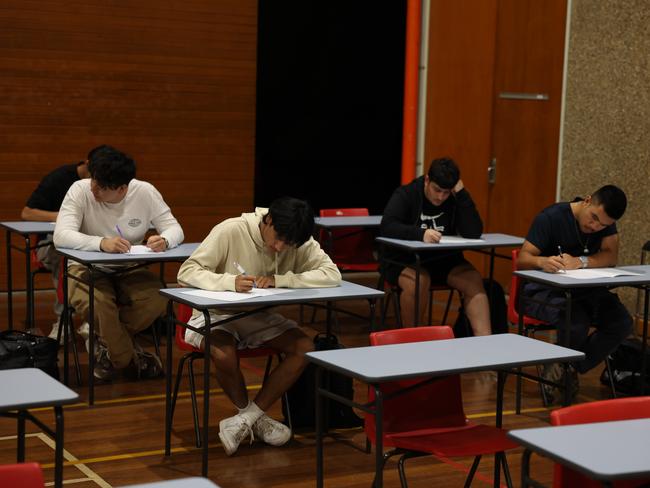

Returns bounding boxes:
[509,418,650,481]
[56,243,199,265]
[121,478,220,488]
[515,265,650,288]
[314,216,382,228]
[0,221,56,234]
[0,368,79,410]
[306,333,583,383]
[376,233,524,251]
[160,281,384,310]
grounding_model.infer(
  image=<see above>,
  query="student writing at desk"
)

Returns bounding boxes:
[380,157,491,333]
[21,147,99,343]
[54,145,184,381]
[517,185,632,403]
[177,197,341,456]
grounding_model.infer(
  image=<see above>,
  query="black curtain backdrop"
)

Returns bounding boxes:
[255,1,406,215]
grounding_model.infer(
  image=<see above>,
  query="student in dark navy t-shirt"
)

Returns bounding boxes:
[517,185,632,402]
[380,157,490,333]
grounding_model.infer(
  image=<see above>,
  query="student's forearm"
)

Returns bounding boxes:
[21,207,58,222]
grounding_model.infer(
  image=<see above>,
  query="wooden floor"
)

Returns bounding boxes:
[0,281,617,487]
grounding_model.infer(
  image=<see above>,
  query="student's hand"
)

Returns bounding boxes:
[146,235,167,252]
[100,237,131,253]
[452,179,465,194]
[561,255,582,270]
[423,229,442,243]
[255,276,275,288]
[235,275,256,292]
[541,255,566,273]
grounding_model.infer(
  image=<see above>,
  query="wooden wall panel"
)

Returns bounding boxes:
[0,0,257,299]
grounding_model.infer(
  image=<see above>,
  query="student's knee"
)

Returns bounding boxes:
[209,344,239,373]
[398,268,430,294]
[449,266,484,295]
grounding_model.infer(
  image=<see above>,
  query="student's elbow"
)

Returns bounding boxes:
[20,207,32,220]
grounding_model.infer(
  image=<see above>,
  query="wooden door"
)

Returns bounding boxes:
[487,0,568,285]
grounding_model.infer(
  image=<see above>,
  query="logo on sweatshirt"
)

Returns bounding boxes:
[419,212,445,232]
[128,218,142,228]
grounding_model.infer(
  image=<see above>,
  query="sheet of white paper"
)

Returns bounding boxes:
[180,288,294,302]
[562,268,642,279]
[127,245,155,254]
[438,236,485,244]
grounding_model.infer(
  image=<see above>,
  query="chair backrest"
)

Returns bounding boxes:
[319,208,377,270]
[507,249,545,327]
[550,397,650,488]
[0,462,45,487]
[364,326,467,444]
[176,303,198,352]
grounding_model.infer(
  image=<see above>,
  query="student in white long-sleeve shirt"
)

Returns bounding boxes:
[54,145,184,381]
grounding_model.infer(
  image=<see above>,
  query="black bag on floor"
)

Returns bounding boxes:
[453,278,508,337]
[282,333,363,430]
[600,338,650,395]
[0,330,59,379]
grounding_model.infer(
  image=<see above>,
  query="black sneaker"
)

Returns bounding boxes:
[94,343,116,381]
[129,345,163,380]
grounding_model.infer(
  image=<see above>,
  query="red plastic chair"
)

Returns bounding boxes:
[0,462,45,487]
[365,326,517,487]
[510,249,616,409]
[169,303,288,448]
[548,397,650,488]
[319,208,378,272]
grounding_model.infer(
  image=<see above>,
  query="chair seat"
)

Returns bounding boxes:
[387,423,518,457]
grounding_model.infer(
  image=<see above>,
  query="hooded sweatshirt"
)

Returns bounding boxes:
[177,208,341,293]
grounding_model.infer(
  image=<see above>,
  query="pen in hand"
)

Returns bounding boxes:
[116,225,124,238]
[556,245,566,273]
[233,261,256,288]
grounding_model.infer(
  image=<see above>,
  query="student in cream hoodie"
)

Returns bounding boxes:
[177,197,341,456]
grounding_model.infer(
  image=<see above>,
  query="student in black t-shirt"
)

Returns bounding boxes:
[380,157,490,333]
[21,146,101,340]
[517,185,632,402]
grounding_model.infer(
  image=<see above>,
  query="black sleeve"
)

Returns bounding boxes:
[525,212,553,255]
[453,189,483,238]
[380,187,425,241]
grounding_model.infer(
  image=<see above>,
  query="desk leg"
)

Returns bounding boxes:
[374,386,384,488]
[6,230,13,330]
[562,291,572,406]
[414,253,421,326]
[54,405,64,488]
[640,287,649,395]
[326,301,333,337]
[494,371,506,487]
[88,267,96,406]
[516,279,525,415]
[62,259,70,386]
[25,235,33,330]
[17,410,25,462]
[201,310,211,477]
[521,448,532,488]
[316,367,323,488]
[165,301,173,456]
[369,298,377,332]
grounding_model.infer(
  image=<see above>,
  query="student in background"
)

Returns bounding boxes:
[517,185,632,403]
[54,145,184,381]
[177,197,341,456]
[380,157,491,334]
[22,147,103,342]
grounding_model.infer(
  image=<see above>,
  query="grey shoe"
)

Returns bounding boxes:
[129,343,163,380]
[541,362,579,405]
[93,343,115,381]
[218,414,254,456]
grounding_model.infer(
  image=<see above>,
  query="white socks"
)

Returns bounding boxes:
[237,401,264,427]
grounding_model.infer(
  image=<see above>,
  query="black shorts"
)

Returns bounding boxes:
[383,251,470,286]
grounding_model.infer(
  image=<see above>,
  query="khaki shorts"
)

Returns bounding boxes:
[184,311,299,350]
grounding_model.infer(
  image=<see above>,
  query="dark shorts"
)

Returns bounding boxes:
[383,251,469,286]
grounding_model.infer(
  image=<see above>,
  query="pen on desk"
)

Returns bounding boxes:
[116,225,124,238]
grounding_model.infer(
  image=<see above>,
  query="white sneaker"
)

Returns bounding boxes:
[253,414,292,447]
[48,321,63,344]
[218,414,254,456]
[77,322,90,353]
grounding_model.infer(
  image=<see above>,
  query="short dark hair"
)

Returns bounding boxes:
[86,144,110,161]
[266,197,314,247]
[591,185,627,220]
[427,157,460,189]
[88,145,136,189]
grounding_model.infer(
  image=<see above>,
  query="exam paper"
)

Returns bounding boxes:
[562,268,642,279]
[181,288,294,302]
[438,236,485,244]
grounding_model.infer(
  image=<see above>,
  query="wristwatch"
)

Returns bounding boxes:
[579,255,588,268]
[162,237,169,249]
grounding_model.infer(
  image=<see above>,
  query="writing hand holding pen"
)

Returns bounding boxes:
[100,225,131,253]
[234,262,257,292]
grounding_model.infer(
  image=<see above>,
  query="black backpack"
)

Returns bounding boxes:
[0,330,59,379]
[600,338,650,395]
[282,333,363,430]
[453,278,509,337]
